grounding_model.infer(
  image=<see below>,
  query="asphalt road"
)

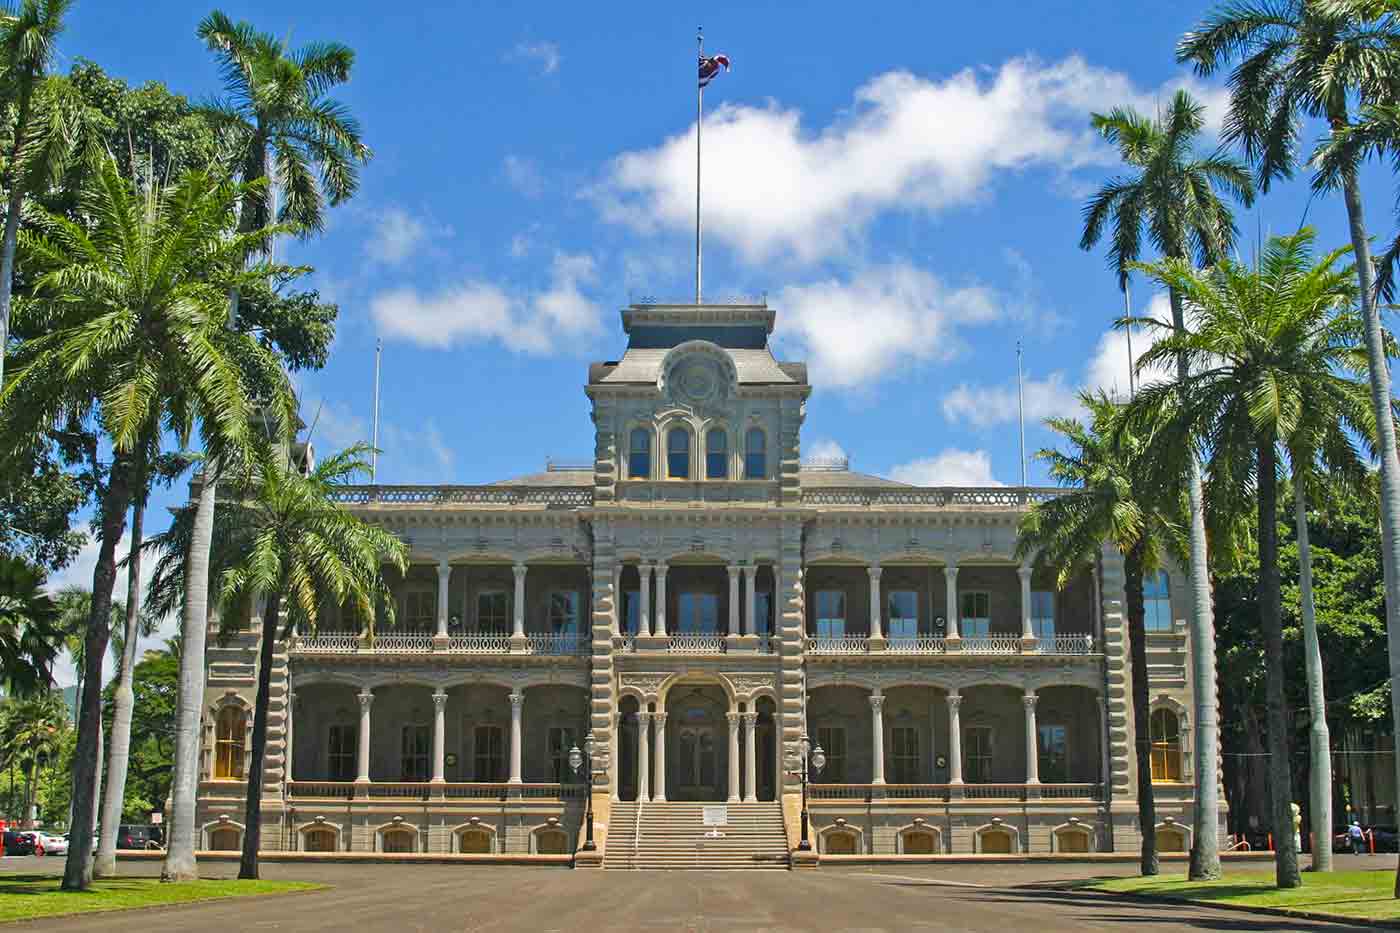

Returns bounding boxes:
[1,855,1392,932]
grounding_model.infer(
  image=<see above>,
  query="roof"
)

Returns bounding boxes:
[492,470,593,487]
[596,347,801,386]
[797,468,910,488]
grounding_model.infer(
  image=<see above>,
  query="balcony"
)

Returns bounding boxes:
[807,782,1103,802]
[284,781,585,801]
[804,634,1097,656]
[290,632,590,657]
[616,633,779,654]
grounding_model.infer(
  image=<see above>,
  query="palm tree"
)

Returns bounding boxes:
[1178,5,1400,889]
[0,156,295,890]
[1019,393,1185,876]
[0,554,60,696]
[0,0,73,389]
[1126,229,1375,888]
[1079,90,1255,880]
[0,690,66,827]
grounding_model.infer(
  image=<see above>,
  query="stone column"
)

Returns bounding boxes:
[436,559,452,646]
[355,689,374,784]
[508,690,524,784]
[612,564,624,637]
[639,563,652,636]
[431,689,447,784]
[947,690,963,785]
[743,565,758,637]
[868,565,884,643]
[742,711,758,802]
[726,712,742,802]
[652,712,668,801]
[654,562,668,637]
[1018,563,1036,649]
[637,712,651,801]
[727,564,741,636]
[286,689,296,784]
[870,690,886,785]
[944,564,960,645]
[512,563,528,639]
[1023,690,1040,785]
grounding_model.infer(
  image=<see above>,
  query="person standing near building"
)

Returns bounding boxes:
[1349,819,1366,855]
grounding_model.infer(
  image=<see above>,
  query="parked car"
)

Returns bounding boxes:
[1372,826,1399,853]
[115,824,160,850]
[36,833,67,856]
[2,830,36,856]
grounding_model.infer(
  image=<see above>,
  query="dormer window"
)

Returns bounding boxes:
[668,427,691,479]
[628,428,651,479]
[706,429,728,479]
[744,427,766,479]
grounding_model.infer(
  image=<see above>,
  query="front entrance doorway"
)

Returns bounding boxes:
[676,726,719,796]
[665,685,729,801]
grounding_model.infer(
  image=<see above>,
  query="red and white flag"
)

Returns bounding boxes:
[699,54,730,88]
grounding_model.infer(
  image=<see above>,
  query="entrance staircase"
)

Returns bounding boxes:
[604,801,790,870]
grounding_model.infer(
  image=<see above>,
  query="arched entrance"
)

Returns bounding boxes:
[665,684,729,801]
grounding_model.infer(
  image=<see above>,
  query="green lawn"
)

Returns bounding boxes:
[1087,870,1400,923]
[0,874,323,923]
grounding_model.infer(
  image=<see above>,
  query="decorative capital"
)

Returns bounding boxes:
[637,711,652,723]
[727,564,740,577]
[726,711,741,726]
[509,691,525,709]
[1017,564,1033,581]
[438,557,451,573]
[944,564,959,578]
[867,564,882,579]
[357,690,374,710]
[513,563,528,578]
[1022,692,1038,709]
[432,690,448,710]
[946,694,962,712]
[741,711,758,726]
[653,712,668,727]
[868,695,885,713]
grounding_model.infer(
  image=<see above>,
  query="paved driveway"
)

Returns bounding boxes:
[2,857,1389,932]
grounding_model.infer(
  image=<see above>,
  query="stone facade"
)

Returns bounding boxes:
[194,302,1214,861]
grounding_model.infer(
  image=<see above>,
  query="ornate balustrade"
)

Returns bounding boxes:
[526,633,589,655]
[293,633,360,654]
[1037,783,1103,800]
[807,636,870,655]
[666,634,728,653]
[886,636,947,654]
[801,486,1060,508]
[286,781,354,799]
[808,782,1103,802]
[366,782,436,799]
[286,781,579,801]
[961,783,1032,799]
[329,485,592,507]
[1039,634,1095,655]
[958,635,1023,655]
[446,634,513,653]
[375,634,436,653]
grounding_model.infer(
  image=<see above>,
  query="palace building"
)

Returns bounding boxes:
[194,300,1210,866]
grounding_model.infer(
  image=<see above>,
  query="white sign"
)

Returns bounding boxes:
[702,806,728,827]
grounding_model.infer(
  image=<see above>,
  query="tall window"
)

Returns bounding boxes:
[548,591,580,634]
[891,726,921,783]
[964,726,993,783]
[1031,590,1056,639]
[744,427,766,479]
[814,590,846,638]
[623,588,640,635]
[1038,723,1068,783]
[473,725,504,781]
[888,590,918,640]
[548,727,577,783]
[477,591,509,633]
[401,724,429,781]
[754,590,773,635]
[960,591,991,638]
[327,723,357,781]
[628,427,651,479]
[667,427,691,478]
[706,428,728,479]
[214,706,245,779]
[403,590,435,632]
[1144,571,1172,632]
[814,726,846,782]
[1150,708,1183,782]
[677,592,719,634]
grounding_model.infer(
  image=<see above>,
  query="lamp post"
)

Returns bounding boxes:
[796,734,826,851]
[568,732,596,852]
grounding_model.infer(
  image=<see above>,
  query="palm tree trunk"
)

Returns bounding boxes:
[161,469,217,883]
[1337,172,1400,896]
[0,81,34,390]
[1259,439,1300,887]
[59,454,134,891]
[1294,486,1332,872]
[239,589,282,880]
[94,499,145,877]
[1167,284,1222,881]
[1125,541,1158,875]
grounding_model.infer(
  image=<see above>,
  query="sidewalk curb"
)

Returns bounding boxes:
[1080,884,1400,929]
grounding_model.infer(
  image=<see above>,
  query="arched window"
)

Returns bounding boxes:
[458,829,493,853]
[705,429,728,479]
[628,428,651,479]
[381,828,416,853]
[208,826,240,851]
[667,427,691,479]
[1150,708,1182,782]
[535,829,570,854]
[744,428,766,479]
[214,706,245,780]
[303,828,337,852]
[1144,570,1172,631]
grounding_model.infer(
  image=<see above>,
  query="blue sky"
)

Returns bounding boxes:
[45,1,1397,672]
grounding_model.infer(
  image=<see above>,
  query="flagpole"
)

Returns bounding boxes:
[1016,339,1027,487]
[1123,276,1136,400]
[696,25,703,306]
[371,337,382,483]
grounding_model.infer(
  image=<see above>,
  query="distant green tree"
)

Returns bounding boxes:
[0,690,67,827]
[0,554,61,695]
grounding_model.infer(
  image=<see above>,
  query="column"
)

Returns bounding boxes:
[652,712,668,801]
[637,712,651,801]
[611,564,624,637]
[436,559,451,639]
[868,565,884,641]
[508,690,524,784]
[355,689,373,784]
[727,565,741,636]
[726,712,742,801]
[944,565,960,643]
[1097,691,1110,791]
[946,690,963,785]
[742,711,758,802]
[1023,690,1040,785]
[743,565,758,637]
[639,563,652,636]
[285,689,296,784]
[431,689,447,783]
[870,690,886,785]
[654,562,668,637]
[512,563,528,638]
[1018,563,1035,647]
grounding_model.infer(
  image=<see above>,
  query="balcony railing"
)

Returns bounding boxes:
[807,782,1103,801]
[285,781,580,801]
[447,633,513,653]
[801,486,1060,508]
[329,485,592,507]
[526,633,589,655]
[958,635,1023,655]
[666,634,727,653]
[290,631,588,657]
[807,635,870,655]
[375,634,436,653]
[1039,634,1096,655]
[294,633,360,653]
[886,636,947,654]
[285,781,354,799]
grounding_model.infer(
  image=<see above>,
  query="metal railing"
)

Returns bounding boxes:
[807,782,1103,802]
[446,633,513,653]
[801,486,1060,508]
[526,633,589,655]
[1037,783,1103,800]
[807,635,870,655]
[1038,634,1096,655]
[441,782,512,799]
[666,634,727,653]
[286,781,354,799]
[375,633,436,653]
[886,636,948,654]
[959,635,1023,655]
[962,783,1030,799]
[330,485,592,507]
[366,782,436,799]
[292,633,360,653]
[754,634,777,653]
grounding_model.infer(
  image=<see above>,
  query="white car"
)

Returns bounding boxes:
[36,833,67,856]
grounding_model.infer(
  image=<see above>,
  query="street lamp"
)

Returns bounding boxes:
[568,731,597,852]
[796,734,826,851]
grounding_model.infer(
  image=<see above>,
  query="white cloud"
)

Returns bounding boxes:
[510,40,560,75]
[888,449,1004,487]
[803,438,848,464]
[594,56,1230,265]
[502,155,544,198]
[1084,292,1175,400]
[370,253,601,354]
[774,262,1000,388]
[307,399,454,482]
[941,371,1080,428]
[364,207,453,266]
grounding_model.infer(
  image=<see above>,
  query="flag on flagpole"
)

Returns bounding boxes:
[699,54,730,88]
